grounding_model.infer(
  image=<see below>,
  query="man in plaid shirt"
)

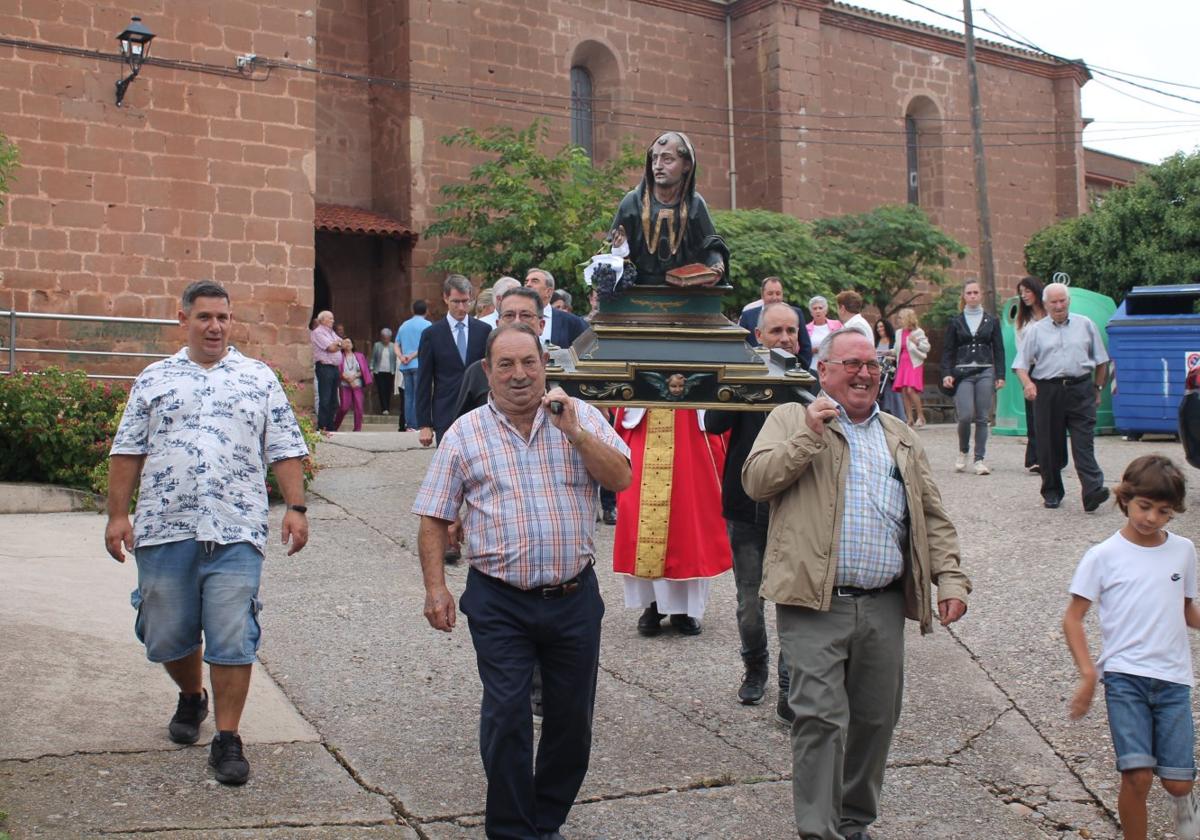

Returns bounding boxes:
[412,322,631,840]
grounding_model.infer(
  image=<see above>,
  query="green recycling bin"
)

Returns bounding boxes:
[993,287,1116,436]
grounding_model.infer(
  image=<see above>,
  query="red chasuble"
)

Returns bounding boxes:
[612,408,733,581]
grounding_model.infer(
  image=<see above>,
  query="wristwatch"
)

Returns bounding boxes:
[288,504,308,514]
[1093,384,1103,391]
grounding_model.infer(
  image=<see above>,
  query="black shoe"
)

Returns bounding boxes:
[1043,497,1062,509]
[670,614,702,635]
[738,664,768,705]
[776,693,795,728]
[602,507,617,526]
[444,547,461,565]
[540,833,566,840]
[168,689,208,745]
[637,603,664,637]
[209,731,250,785]
[1083,486,1110,513]
[844,832,873,840]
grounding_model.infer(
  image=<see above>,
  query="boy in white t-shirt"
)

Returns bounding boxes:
[1063,454,1200,839]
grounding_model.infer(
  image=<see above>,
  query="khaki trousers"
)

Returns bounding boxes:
[777,589,905,839]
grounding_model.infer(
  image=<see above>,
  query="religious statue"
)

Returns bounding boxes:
[610,131,729,287]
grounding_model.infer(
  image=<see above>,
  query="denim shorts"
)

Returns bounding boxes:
[1103,671,1197,780]
[131,539,264,666]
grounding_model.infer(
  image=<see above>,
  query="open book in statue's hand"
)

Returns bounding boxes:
[665,263,720,287]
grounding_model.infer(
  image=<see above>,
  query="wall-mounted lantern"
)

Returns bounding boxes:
[114,16,155,107]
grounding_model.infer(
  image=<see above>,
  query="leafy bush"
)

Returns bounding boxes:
[0,368,128,490]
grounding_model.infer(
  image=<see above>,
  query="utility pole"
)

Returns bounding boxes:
[962,0,997,313]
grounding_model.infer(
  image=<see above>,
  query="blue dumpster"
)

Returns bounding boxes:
[1107,284,1200,437]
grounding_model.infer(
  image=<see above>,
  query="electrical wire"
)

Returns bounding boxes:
[1,33,1194,152]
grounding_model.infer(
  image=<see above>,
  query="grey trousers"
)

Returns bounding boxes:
[727,520,788,689]
[953,368,994,460]
[777,589,905,840]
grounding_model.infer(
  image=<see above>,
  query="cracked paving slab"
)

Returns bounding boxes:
[0,513,318,761]
[0,743,398,838]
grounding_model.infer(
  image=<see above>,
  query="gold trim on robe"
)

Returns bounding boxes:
[633,410,674,578]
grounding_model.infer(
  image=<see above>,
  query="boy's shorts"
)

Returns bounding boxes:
[1103,671,1197,781]
[131,539,264,666]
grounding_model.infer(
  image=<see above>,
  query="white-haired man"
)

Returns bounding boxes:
[1012,282,1110,511]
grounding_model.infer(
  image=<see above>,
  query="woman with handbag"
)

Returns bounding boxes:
[892,307,930,427]
[941,279,1006,474]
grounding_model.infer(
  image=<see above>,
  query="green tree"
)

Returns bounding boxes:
[813,204,968,320]
[425,121,641,300]
[0,132,18,212]
[1025,151,1200,301]
[711,209,836,313]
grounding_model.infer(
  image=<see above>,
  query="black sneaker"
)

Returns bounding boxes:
[168,689,209,745]
[209,731,250,785]
[738,665,768,706]
[776,693,795,729]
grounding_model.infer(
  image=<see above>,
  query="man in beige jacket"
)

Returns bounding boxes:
[742,328,971,840]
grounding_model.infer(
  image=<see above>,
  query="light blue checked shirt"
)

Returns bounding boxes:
[411,396,630,589]
[832,399,907,588]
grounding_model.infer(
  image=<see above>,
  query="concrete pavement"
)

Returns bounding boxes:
[2,425,1198,838]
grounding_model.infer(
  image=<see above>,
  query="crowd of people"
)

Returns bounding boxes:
[100,130,1196,840]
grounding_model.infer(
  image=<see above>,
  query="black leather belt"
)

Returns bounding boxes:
[1033,373,1091,387]
[494,558,594,599]
[833,578,902,598]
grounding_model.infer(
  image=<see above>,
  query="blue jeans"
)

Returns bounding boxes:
[401,369,419,430]
[727,519,787,688]
[1103,671,1196,780]
[131,539,264,666]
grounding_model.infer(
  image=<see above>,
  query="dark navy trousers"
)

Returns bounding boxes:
[460,565,604,840]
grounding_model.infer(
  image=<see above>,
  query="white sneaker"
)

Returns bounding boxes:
[955,453,967,472]
[1174,789,1200,840]
[974,460,991,475]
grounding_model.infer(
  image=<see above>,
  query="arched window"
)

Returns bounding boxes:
[905,115,920,205]
[570,66,594,160]
[904,96,943,211]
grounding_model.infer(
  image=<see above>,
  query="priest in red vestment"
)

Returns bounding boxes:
[613,407,733,635]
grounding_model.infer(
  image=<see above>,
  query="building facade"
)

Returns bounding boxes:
[0,0,1091,379]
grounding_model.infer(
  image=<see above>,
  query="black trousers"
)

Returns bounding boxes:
[460,566,604,840]
[1023,397,1038,469]
[1033,376,1104,504]
[314,363,339,431]
[374,371,395,415]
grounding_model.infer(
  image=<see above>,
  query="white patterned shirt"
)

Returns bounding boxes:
[110,347,309,552]
[833,400,906,588]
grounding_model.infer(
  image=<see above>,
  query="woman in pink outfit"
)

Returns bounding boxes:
[892,307,930,427]
[334,338,373,432]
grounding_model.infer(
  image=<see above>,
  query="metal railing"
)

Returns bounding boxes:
[1,307,178,380]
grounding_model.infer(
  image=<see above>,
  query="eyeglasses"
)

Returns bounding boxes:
[498,311,540,323]
[824,358,882,375]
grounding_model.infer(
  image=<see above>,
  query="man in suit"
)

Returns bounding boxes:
[525,267,590,348]
[737,277,813,368]
[415,274,491,448]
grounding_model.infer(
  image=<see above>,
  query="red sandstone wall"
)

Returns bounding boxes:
[316,0,372,207]
[0,0,317,380]
[399,0,733,311]
[814,18,1078,304]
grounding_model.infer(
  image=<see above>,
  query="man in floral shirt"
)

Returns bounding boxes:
[104,280,310,786]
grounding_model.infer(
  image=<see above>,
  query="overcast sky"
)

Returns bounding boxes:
[847,0,1200,164]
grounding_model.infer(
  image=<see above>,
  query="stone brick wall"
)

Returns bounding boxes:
[0,0,317,380]
[398,0,734,312]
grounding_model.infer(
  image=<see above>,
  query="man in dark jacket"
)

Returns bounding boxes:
[704,302,801,721]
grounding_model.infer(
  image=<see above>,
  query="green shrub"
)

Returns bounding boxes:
[0,369,128,490]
